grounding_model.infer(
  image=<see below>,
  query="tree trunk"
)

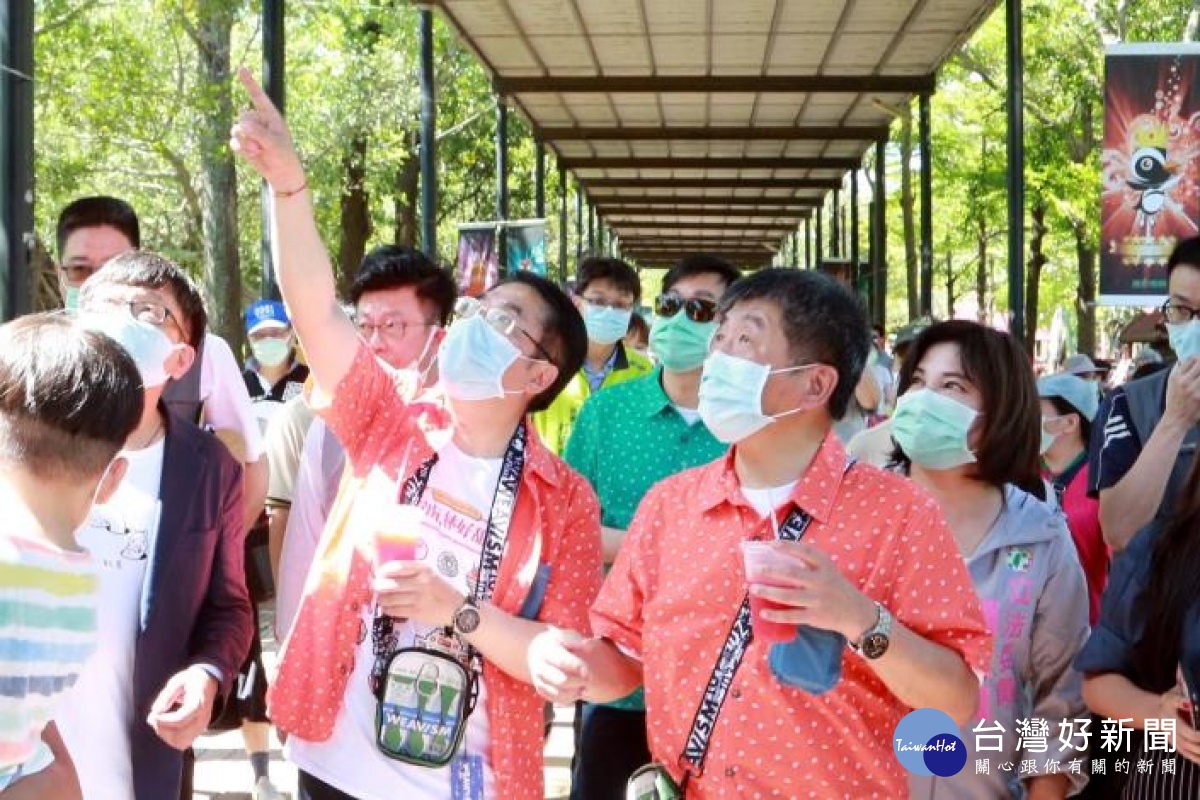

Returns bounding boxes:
[1025,201,1048,350]
[1075,220,1098,357]
[337,136,371,296]
[194,0,241,349]
[900,105,918,320]
[945,251,956,316]
[394,130,420,249]
[976,217,989,323]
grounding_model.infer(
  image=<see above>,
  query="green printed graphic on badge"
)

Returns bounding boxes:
[1005,546,1031,573]
[376,647,474,767]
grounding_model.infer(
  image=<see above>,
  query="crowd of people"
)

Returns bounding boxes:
[3,67,1200,800]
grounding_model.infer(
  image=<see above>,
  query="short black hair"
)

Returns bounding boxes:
[1168,236,1200,278]
[662,254,742,295]
[494,271,587,413]
[1046,395,1092,447]
[79,251,208,348]
[350,245,457,325]
[871,323,885,338]
[717,268,870,419]
[56,196,141,257]
[575,256,641,302]
[0,313,143,479]
[625,312,649,345]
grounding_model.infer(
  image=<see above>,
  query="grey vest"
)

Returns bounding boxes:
[1123,367,1199,520]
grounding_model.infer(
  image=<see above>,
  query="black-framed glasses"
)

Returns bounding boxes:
[1162,300,1200,325]
[654,293,718,324]
[454,296,553,362]
[354,315,436,341]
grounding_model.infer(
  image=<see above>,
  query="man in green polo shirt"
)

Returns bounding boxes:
[563,253,741,800]
[533,256,654,454]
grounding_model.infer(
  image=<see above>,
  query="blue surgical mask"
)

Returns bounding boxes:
[697,351,812,444]
[77,311,176,388]
[64,286,81,311]
[437,315,522,401]
[1040,416,1062,455]
[1168,320,1200,362]
[583,303,633,345]
[649,312,715,372]
[891,388,980,470]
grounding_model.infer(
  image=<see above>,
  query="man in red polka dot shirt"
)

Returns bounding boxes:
[553,269,993,798]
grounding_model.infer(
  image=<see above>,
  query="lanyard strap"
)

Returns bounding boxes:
[679,506,813,777]
[370,423,528,692]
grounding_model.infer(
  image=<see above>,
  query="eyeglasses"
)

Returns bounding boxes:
[354,315,436,341]
[92,296,179,329]
[654,293,718,324]
[1162,300,1200,324]
[454,296,553,362]
[581,294,634,312]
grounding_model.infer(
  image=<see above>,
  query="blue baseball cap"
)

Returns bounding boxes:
[1037,373,1099,422]
[244,299,290,335]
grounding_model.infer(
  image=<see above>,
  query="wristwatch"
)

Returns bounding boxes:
[452,595,481,636]
[849,602,892,660]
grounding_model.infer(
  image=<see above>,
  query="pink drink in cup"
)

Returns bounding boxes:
[741,540,800,644]
[373,505,425,567]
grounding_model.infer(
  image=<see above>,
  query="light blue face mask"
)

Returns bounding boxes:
[697,351,813,444]
[251,337,291,368]
[1039,416,1062,455]
[77,311,176,388]
[437,315,523,401]
[64,286,81,311]
[1168,320,1200,362]
[891,388,980,470]
[583,303,633,345]
[649,312,715,373]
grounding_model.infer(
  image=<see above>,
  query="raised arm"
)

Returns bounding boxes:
[230,69,359,397]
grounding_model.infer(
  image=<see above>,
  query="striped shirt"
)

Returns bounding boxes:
[0,532,97,785]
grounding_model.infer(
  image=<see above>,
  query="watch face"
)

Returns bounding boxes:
[455,606,481,634]
[862,632,890,660]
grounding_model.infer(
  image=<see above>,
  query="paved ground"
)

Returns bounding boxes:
[192,602,574,800]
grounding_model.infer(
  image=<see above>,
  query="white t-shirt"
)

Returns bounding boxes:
[275,418,345,639]
[741,480,799,520]
[287,441,500,800]
[200,333,265,461]
[672,404,703,426]
[57,439,166,800]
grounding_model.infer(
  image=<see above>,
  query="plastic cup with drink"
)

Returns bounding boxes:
[741,540,805,643]
[373,504,426,569]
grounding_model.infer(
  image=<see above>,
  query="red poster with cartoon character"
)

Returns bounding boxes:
[1102,45,1200,304]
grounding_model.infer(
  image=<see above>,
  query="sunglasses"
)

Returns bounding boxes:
[654,293,718,324]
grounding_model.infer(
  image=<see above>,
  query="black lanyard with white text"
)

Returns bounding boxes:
[368,422,528,694]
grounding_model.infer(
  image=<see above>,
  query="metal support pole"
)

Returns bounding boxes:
[831,186,841,258]
[558,164,568,281]
[535,141,546,219]
[791,230,799,267]
[496,95,509,274]
[850,167,860,290]
[575,183,584,265]
[873,138,888,326]
[919,92,934,318]
[1006,0,1026,341]
[804,218,812,269]
[260,0,285,300]
[418,9,437,258]
[816,204,824,268]
[587,199,595,254]
[1,0,32,320]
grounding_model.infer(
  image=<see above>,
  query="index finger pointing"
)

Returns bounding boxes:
[237,67,276,113]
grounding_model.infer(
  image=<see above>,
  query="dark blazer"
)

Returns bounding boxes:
[130,409,253,800]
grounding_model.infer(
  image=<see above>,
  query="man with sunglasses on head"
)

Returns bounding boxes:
[232,71,602,800]
[533,256,654,455]
[563,253,740,799]
[1089,235,1200,551]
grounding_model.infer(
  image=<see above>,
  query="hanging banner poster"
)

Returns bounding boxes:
[1101,44,1200,305]
[455,223,500,298]
[504,219,548,276]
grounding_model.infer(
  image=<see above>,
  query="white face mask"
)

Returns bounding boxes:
[77,311,177,388]
[437,315,525,401]
[697,350,813,444]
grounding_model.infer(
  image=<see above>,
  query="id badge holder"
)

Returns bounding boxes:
[626,763,684,800]
[375,642,478,768]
